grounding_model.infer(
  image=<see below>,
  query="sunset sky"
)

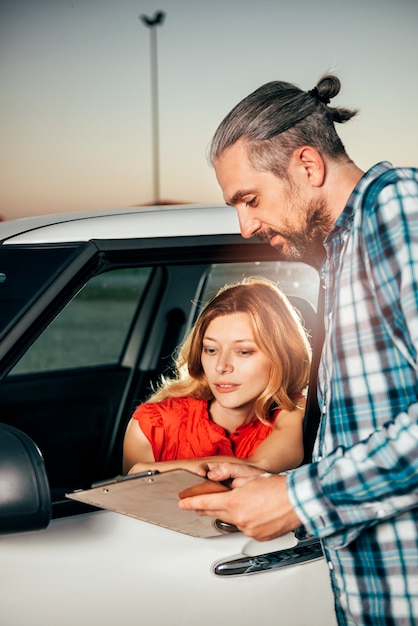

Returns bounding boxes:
[1,0,417,220]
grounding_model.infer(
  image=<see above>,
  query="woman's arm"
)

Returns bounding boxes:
[122,418,155,474]
[247,400,305,473]
[127,457,226,476]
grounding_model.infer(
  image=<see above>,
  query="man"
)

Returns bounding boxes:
[179,74,418,625]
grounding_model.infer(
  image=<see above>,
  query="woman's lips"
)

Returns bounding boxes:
[214,383,239,393]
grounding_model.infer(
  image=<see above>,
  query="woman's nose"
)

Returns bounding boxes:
[215,357,233,374]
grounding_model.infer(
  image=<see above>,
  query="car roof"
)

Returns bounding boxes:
[0,204,240,245]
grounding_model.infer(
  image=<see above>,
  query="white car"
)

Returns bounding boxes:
[0,205,337,626]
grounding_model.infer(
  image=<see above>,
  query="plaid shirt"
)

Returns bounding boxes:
[287,162,418,625]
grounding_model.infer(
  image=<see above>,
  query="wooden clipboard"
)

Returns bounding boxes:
[66,469,234,538]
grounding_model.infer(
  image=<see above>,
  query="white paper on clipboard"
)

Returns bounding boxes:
[66,468,234,538]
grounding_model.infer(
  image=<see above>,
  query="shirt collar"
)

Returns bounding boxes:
[324,161,393,244]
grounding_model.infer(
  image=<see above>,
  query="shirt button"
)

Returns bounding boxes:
[328,561,334,571]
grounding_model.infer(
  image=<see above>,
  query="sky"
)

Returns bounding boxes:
[1,0,418,221]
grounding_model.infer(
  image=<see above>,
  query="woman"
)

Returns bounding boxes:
[123,277,311,476]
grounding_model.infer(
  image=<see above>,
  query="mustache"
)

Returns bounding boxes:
[256,228,280,243]
[256,226,308,260]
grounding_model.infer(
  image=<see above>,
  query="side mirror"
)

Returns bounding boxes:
[0,424,51,534]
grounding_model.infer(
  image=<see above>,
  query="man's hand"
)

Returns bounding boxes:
[204,461,267,486]
[178,462,302,541]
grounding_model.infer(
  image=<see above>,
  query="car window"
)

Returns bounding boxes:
[201,261,319,305]
[10,267,152,374]
[0,244,85,340]
[9,261,318,376]
[199,262,319,341]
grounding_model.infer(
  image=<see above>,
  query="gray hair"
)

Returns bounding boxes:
[209,74,358,176]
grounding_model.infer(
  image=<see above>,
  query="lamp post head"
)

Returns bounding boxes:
[139,11,166,27]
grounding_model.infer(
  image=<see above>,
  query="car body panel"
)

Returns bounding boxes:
[1,204,239,244]
[1,510,336,626]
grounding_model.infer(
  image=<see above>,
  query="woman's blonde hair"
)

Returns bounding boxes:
[148,277,311,422]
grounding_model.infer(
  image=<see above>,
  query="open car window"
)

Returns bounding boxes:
[201,261,319,304]
[200,261,319,341]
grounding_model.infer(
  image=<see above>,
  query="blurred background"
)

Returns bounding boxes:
[1,0,417,221]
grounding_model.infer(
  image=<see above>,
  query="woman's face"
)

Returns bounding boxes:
[201,312,271,413]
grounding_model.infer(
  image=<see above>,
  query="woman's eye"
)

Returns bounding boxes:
[245,197,257,207]
[237,350,254,357]
[203,347,216,355]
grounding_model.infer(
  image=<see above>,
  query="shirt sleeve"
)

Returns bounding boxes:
[287,174,418,549]
[131,402,167,461]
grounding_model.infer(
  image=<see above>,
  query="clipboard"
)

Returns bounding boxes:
[66,469,235,538]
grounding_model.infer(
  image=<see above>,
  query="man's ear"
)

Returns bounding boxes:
[291,146,326,188]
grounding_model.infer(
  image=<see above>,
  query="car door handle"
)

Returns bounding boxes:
[212,536,323,577]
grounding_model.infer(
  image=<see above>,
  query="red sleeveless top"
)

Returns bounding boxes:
[132,396,277,462]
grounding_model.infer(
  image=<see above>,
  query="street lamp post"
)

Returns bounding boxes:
[139,11,166,205]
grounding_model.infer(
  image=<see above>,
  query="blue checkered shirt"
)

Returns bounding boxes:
[287,162,418,625]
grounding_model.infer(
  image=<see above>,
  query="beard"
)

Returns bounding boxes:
[257,197,333,266]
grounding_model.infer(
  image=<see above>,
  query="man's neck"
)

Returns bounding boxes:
[326,159,364,223]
